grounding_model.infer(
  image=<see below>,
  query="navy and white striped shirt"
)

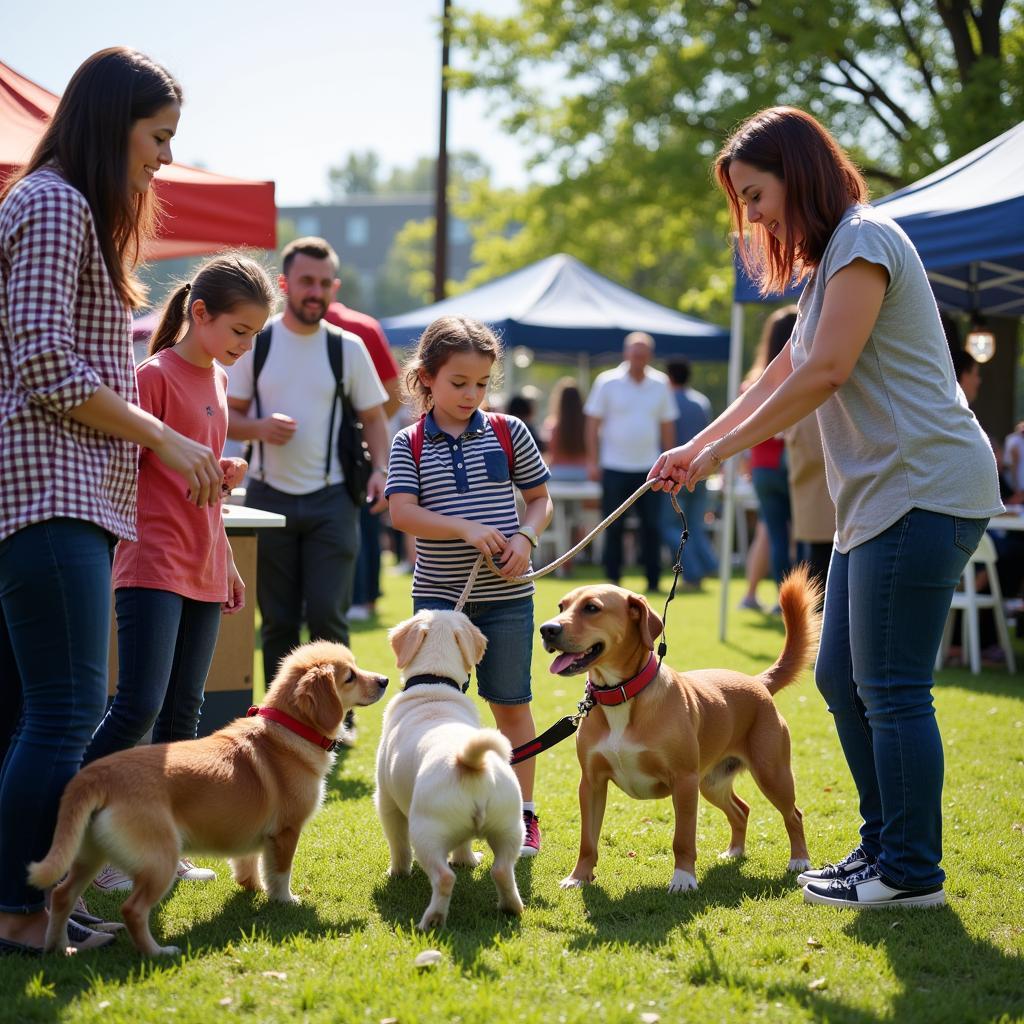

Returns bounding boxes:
[386,410,550,603]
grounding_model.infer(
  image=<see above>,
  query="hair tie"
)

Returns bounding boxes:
[183,282,192,294]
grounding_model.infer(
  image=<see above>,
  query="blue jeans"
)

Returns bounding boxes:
[353,503,382,606]
[0,519,113,913]
[751,464,792,586]
[661,484,717,582]
[601,469,662,590]
[412,596,534,705]
[246,480,358,685]
[815,509,988,889]
[84,588,222,764]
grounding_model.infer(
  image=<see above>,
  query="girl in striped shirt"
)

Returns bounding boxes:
[386,316,553,856]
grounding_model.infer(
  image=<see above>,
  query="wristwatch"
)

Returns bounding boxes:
[516,525,539,548]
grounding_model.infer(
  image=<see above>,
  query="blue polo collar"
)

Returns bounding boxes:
[423,409,486,442]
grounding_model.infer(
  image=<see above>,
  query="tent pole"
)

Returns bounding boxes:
[577,352,590,394]
[718,301,745,641]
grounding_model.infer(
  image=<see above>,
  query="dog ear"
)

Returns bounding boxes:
[293,664,345,736]
[389,617,428,670]
[453,615,487,671]
[628,594,664,651]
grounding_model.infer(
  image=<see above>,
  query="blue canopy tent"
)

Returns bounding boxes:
[381,252,730,360]
[717,119,1024,638]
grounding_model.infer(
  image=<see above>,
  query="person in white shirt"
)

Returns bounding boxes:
[584,332,677,592]
[225,238,389,693]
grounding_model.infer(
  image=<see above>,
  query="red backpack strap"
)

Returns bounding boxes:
[485,412,516,476]
[411,415,426,467]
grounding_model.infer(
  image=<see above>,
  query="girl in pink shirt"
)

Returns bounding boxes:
[83,253,275,888]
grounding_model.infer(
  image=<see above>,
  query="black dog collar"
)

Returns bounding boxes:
[404,673,470,694]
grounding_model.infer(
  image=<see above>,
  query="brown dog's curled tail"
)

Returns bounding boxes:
[26,772,106,890]
[762,563,823,696]
[457,729,512,772]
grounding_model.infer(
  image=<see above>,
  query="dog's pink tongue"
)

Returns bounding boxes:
[550,651,577,675]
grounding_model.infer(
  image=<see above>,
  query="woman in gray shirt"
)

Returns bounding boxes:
[650,106,1002,911]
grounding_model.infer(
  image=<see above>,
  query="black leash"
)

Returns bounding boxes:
[509,491,688,766]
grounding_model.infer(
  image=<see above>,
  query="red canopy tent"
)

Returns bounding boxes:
[0,60,276,258]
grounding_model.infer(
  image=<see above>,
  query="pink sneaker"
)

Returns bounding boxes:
[521,810,541,857]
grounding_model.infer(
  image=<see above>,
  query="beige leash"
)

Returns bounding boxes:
[453,480,679,612]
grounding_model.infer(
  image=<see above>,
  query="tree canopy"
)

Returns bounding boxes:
[453,0,1024,320]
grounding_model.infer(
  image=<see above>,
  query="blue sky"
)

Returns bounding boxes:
[6,0,527,204]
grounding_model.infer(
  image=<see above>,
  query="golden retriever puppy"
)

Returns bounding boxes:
[376,610,525,930]
[540,566,821,894]
[29,641,388,955]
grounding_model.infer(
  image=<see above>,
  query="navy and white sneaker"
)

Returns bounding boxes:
[803,865,946,909]
[796,845,874,887]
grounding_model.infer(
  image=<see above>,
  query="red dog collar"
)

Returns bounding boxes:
[586,653,658,706]
[247,705,337,751]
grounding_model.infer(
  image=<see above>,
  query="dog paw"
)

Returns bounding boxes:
[269,892,300,905]
[498,896,524,916]
[155,945,181,956]
[388,864,413,877]
[558,875,589,889]
[416,911,447,931]
[787,857,812,872]
[718,846,746,860]
[667,869,698,893]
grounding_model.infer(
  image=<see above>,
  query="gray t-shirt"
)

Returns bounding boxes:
[789,204,1002,554]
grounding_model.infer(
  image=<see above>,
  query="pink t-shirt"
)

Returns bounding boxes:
[112,348,229,602]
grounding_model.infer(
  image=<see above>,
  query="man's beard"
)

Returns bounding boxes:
[288,296,326,326]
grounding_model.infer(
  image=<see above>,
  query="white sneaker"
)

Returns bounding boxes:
[176,858,216,882]
[803,865,945,909]
[92,864,133,892]
[347,604,372,621]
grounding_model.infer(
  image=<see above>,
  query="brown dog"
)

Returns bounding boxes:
[29,641,388,955]
[540,566,821,893]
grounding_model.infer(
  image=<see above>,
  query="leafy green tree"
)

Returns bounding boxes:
[453,0,1024,322]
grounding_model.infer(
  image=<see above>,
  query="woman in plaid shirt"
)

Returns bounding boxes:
[0,48,225,955]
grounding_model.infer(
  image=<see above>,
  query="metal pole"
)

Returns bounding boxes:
[717,300,745,641]
[433,0,451,302]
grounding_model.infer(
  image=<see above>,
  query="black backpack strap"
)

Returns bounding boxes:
[250,325,273,480]
[324,324,346,483]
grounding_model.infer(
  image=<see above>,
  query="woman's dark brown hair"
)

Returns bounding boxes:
[149,251,276,355]
[402,315,504,415]
[2,47,182,309]
[715,106,869,296]
[546,376,586,458]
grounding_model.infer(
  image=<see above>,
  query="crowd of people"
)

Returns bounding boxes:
[0,45,1014,956]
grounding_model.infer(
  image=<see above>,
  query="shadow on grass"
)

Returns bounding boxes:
[322,746,374,802]
[0,890,365,1023]
[564,858,799,951]
[684,905,1024,1023]
[371,853,541,974]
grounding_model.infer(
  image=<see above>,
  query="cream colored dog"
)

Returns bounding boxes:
[376,610,525,930]
[29,641,388,955]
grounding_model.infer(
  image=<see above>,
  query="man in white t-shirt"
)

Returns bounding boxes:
[584,332,677,592]
[226,237,389,697]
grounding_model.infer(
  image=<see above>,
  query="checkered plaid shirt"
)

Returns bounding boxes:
[0,168,139,543]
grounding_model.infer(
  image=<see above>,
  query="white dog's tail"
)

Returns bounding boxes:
[457,729,512,772]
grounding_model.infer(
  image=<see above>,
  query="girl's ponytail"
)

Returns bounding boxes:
[148,281,192,355]
[144,252,276,358]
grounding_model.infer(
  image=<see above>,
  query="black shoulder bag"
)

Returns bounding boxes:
[325,324,373,505]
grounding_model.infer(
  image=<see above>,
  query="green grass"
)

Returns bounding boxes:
[3,563,1023,1024]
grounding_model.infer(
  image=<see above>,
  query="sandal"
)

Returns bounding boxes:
[70,896,125,934]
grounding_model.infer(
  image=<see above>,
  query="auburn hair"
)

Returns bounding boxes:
[715,106,868,296]
[2,47,182,309]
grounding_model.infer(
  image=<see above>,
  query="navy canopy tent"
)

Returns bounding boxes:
[381,253,730,361]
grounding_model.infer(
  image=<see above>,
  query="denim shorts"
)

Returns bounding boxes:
[411,595,534,705]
